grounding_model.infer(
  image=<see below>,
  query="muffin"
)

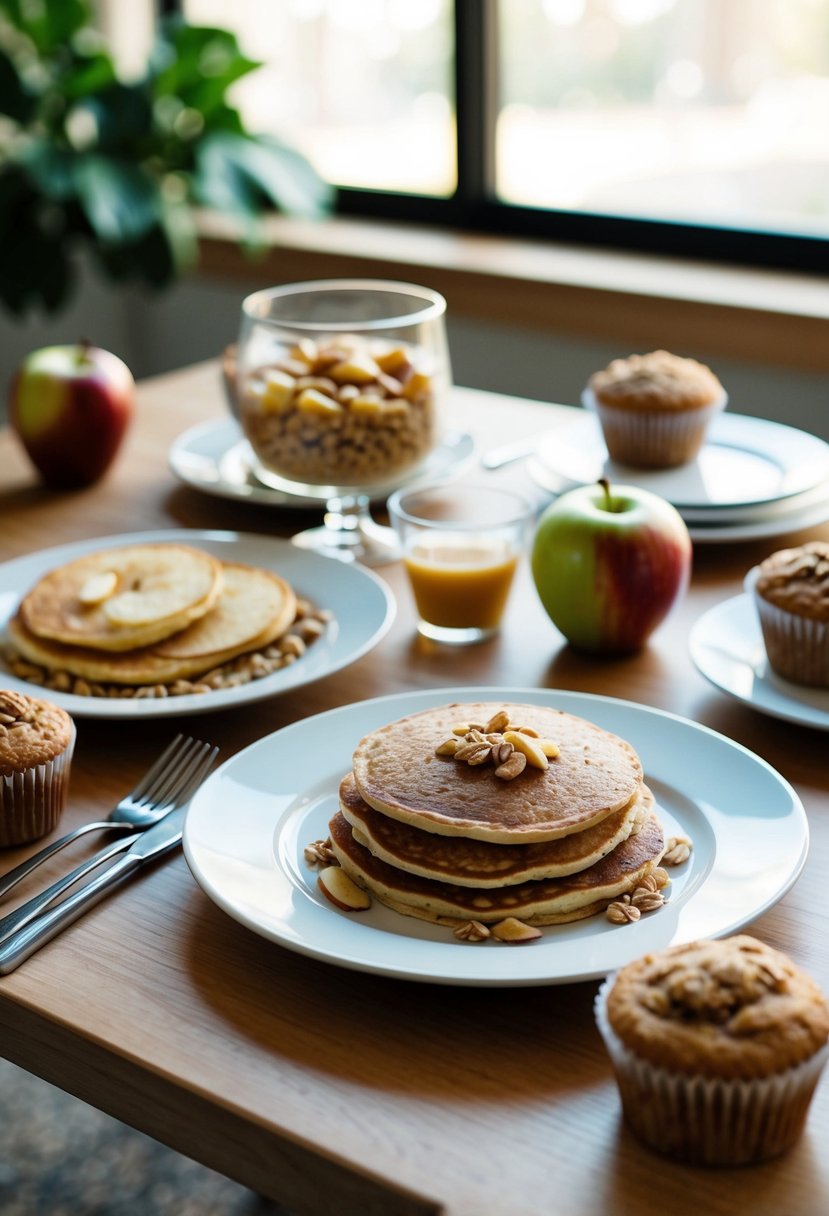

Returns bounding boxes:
[587,350,726,468]
[0,689,75,847]
[746,541,829,688]
[595,935,829,1166]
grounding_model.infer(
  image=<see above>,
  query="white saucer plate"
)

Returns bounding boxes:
[169,419,475,507]
[690,594,829,731]
[527,458,829,545]
[533,408,829,512]
[183,687,808,986]
[0,530,395,720]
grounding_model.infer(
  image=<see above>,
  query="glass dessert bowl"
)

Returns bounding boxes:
[228,280,451,562]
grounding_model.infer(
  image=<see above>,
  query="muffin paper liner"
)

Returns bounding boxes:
[595,978,829,1166]
[0,721,76,847]
[745,567,829,689]
[593,393,727,469]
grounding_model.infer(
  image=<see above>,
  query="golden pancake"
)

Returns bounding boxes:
[328,808,665,926]
[351,702,643,843]
[8,562,296,684]
[20,543,223,651]
[340,771,651,887]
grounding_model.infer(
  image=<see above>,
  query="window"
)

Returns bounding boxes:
[179,0,829,271]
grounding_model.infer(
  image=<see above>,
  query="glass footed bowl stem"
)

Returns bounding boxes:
[290,495,400,565]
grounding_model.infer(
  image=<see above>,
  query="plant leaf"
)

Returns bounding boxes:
[72,82,154,153]
[0,167,74,314]
[1,0,90,54]
[0,47,37,123]
[73,155,161,242]
[195,132,332,221]
[20,141,76,200]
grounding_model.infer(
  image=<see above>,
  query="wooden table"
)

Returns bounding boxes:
[1,362,828,1216]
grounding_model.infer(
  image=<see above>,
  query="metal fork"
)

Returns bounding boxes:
[0,735,214,902]
[0,738,218,944]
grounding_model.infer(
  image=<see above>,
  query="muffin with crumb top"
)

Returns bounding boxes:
[595,935,829,1165]
[746,541,829,688]
[587,349,726,468]
[0,689,75,846]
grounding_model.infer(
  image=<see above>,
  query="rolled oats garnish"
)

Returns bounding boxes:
[453,919,491,942]
[304,837,337,868]
[663,835,693,866]
[435,710,558,781]
[606,896,641,925]
[4,599,332,701]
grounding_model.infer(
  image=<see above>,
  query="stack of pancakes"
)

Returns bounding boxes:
[7,542,297,686]
[329,702,666,926]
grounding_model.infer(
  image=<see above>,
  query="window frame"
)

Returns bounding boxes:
[178,0,829,276]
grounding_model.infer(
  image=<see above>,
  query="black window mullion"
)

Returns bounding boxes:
[453,0,496,212]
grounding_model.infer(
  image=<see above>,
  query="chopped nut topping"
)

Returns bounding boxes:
[491,917,542,943]
[494,751,527,781]
[0,691,34,722]
[453,919,491,942]
[651,867,671,890]
[4,600,332,700]
[663,835,693,866]
[606,897,641,925]
[435,711,558,781]
[304,837,337,868]
[631,887,665,913]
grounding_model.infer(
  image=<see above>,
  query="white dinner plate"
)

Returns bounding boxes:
[532,408,829,512]
[0,530,395,720]
[690,594,829,731]
[169,418,476,507]
[526,458,829,545]
[183,687,808,986]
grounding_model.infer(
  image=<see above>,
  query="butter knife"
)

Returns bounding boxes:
[0,831,140,945]
[0,807,187,975]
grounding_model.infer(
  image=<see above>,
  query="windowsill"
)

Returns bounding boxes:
[196,212,829,373]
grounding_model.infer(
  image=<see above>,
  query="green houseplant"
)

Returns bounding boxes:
[0,0,332,316]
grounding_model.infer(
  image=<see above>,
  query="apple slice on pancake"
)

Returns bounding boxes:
[8,562,296,684]
[19,543,223,651]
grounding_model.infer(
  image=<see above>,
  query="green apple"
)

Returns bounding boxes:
[9,343,135,488]
[531,479,692,653]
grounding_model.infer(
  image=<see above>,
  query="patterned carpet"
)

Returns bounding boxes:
[0,1059,291,1216]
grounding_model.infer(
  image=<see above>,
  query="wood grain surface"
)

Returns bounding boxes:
[1,362,828,1216]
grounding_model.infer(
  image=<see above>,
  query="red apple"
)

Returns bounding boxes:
[531,479,692,654]
[9,343,135,488]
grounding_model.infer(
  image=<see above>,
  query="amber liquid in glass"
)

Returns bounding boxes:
[404,536,518,630]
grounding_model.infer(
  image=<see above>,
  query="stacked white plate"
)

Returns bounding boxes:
[527,411,829,544]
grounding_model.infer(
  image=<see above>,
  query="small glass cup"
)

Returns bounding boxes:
[387,483,534,645]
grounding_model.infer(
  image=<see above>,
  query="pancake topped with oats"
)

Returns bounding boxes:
[351,702,643,844]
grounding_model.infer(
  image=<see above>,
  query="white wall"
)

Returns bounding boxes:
[1,264,827,440]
